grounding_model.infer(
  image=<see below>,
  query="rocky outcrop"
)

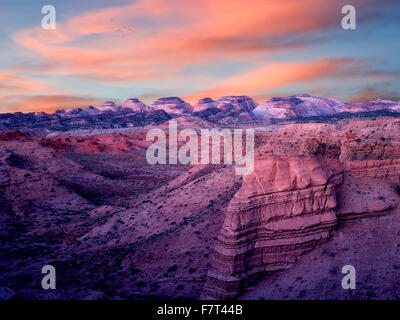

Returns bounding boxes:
[341,99,400,113]
[149,97,193,114]
[192,96,258,124]
[122,98,147,112]
[203,119,400,299]
[203,156,342,298]
[0,108,171,135]
[253,94,400,121]
[193,98,219,112]
[194,96,258,113]
[216,96,259,113]
[97,101,119,112]
[2,94,400,134]
[253,94,344,120]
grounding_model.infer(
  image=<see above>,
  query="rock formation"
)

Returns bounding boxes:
[97,101,119,112]
[203,119,400,299]
[149,97,193,115]
[1,94,400,134]
[253,94,400,121]
[203,156,342,298]
[341,99,400,113]
[193,96,258,113]
[216,96,259,113]
[253,94,344,120]
[122,98,147,112]
[193,98,219,112]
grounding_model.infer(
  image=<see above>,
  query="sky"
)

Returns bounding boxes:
[0,0,399,113]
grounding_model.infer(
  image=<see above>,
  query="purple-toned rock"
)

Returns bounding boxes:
[342,99,400,113]
[85,106,101,116]
[65,108,83,115]
[122,98,147,112]
[97,101,119,112]
[217,96,258,113]
[216,102,235,112]
[253,94,344,120]
[149,97,192,114]
[34,112,47,117]
[194,96,258,113]
[193,98,219,112]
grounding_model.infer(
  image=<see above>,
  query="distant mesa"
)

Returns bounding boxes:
[217,95,258,113]
[193,95,258,113]
[85,105,101,116]
[65,107,83,114]
[340,98,400,113]
[252,94,400,121]
[193,97,219,112]
[1,94,400,134]
[4,94,400,120]
[149,97,193,115]
[122,98,146,112]
[252,94,344,120]
[97,101,119,112]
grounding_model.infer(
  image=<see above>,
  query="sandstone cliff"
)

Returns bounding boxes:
[203,119,400,299]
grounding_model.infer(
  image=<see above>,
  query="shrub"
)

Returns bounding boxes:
[393,184,400,196]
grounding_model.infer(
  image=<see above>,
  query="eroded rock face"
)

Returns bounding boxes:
[342,99,400,113]
[2,95,400,134]
[217,96,258,113]
[253,95,400,120]
[253,94,344,120]
[203,156,342,298]
[203,119,400,299]
[97,101,119,112]
[122,98,147,112]
[85,106,101,116]
[192,96,258,124]
[149,97,193,114]
[193,98,219,112]
[194,96,258,113]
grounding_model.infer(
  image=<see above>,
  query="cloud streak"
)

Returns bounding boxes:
[1,94,105,113]
[185,58,360,102]
[11,0,362,82]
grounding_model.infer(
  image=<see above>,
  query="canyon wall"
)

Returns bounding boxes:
[203,119,400,299]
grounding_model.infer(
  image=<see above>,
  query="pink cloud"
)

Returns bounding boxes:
[1,94,105,113]
[0,71,49,94]
[11,0,363,83]
[184,58,357,103]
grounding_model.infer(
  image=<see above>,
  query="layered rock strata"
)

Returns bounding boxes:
[203,156,342,298]
[203,120,400,299]
[149,97,193,114]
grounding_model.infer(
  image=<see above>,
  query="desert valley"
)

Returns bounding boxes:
[1,94,400,300]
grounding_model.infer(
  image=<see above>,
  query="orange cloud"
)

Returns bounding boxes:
[184,58,356,103]
[0,71,56,112]
[11,0,359,82]
[1,95,105,113]
[0,71,49,94]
